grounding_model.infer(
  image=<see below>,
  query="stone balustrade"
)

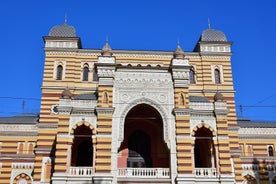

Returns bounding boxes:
[194,168,217,177]
[69,167,93,176]
[118,168,170,178]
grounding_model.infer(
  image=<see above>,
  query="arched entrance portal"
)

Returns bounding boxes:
[118,104,170,168]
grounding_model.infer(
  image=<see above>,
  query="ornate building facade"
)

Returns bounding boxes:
[0,22,275,184]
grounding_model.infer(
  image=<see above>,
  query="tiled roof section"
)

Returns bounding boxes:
[75,93,98,100]
[0,115,39,124]
[49,23,76,37]
[201,28,227,42]
[237,118,276,128]
[189,96,210,102]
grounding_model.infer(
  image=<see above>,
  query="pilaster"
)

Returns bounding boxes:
[213,100,234,178]
[93,55,115,182]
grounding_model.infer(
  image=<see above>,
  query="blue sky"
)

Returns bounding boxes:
[0,1,275,120]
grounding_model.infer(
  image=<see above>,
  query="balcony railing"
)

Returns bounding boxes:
[69,167,93,176]
[118,168,170,178]
[194,168,217,177]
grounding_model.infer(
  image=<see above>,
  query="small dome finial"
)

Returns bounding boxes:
[61,87,73,99]
[173,41,185,59]
[214,91,224,102]
[101,37,113,56]
[106,35,109,43]
[208,18,211,29]
[64,13,67,24]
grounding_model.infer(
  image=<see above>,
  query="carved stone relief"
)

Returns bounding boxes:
[112,70,175,150]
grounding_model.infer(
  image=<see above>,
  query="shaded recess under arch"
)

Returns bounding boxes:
[71,124,93,167]
[118,103,170,168]
[194,126,216,168]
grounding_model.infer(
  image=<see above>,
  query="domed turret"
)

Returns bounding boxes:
[200,28,227,42]
[44,19,82,49]
[49,22,76,37]
[193,21,231,52]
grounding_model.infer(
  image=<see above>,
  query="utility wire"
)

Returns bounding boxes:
[0,96,40,101]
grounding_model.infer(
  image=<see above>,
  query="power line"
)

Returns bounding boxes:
[0,96,40,101]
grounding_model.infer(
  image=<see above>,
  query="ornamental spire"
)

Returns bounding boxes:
[101,36,113,56]
[173,40,185,59]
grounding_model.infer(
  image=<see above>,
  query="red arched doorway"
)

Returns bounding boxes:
[118,104,169,168]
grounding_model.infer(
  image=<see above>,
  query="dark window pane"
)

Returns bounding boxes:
[214,69,221,84]
[57,65,63,80]
[83,67,89,81]
[190,69,195,84]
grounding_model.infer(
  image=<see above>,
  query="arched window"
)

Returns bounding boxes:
[268,145,274,156]
[190,69,195,84]
[28,143,34,154]
[239,144,244,156]
[83,66,89,81]
[246,145,253,156]
[179,93,185,106]
[214,69,221,84]
[93,66,98,81]
[103,92,108,104]
[18,142,24,154]
[56,65,63,80]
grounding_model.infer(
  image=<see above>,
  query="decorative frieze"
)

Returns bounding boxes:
[98,57,115,64]
[189,102,214,111]
[45,41,78,48]
[0,124,37,132]
[173,108,191,116]
[96,107,115,115]
[239,128,276,139]
[200,45,231,53]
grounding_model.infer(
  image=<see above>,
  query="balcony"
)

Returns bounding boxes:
[117,168,170,178]
[69,167,93,176]
[194,168,217,177]
[117,168,171,184]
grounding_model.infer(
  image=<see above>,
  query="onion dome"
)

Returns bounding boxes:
[214,91,224,101]
[49,22,76,37]
[173,43,185,59]
[61,88,73,99]
[101,41,113,56]
[200,28,227,42]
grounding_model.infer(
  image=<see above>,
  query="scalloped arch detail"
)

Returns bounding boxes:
[70,121,95,135]
[192,123,216,136]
